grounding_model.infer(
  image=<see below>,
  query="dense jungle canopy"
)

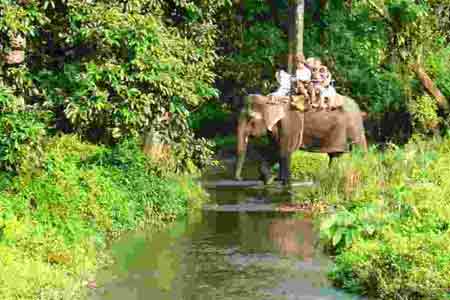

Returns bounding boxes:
[1,0,450,172]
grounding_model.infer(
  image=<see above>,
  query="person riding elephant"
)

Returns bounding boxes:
[269,69,292,97]
[293,54,311,100]
[305,57,342,111]
[316,64,338,110]
[305,57,323,109]
[261,68,293,132]
[234,94,367,185]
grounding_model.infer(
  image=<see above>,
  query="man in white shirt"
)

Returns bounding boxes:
[269,69,292,97]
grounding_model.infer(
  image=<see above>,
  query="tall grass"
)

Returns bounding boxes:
[291,137,450,299]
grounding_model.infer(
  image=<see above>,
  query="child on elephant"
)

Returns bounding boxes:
[317,65,338,110]
[305,57,323,109]
[293,54,311,100]
[306,58,340,110]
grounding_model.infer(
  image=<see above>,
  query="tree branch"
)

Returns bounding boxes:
[365,0,393,25]
[412,64,449,111]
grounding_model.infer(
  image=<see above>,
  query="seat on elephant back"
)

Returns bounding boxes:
[262,94,310,131]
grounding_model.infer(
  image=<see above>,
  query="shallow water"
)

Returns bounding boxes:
[89,160,363,300]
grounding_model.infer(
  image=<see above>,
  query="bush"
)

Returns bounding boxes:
[189,100,231,134]
[215,0,288,96]
[311,138,450,299]
[0,0,229,172]
[0,135,207,299]
[0,84,47,172]
[408,94,441,134]
[425,45,450,99]
[290,151,329,181]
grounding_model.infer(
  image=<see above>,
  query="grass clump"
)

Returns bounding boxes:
[291,137,450,299]
[0,135,206,300]
[291,151,329,182]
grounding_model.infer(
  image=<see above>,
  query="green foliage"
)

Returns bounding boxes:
[212,135,236,150]
[290,151,329,181]
[189,101,230,130]
[0,111,46,172]
[305,138,450,299]
[408,94,441,134]
[0,0,230,172]
[425,45,450,99]
[320,204,385,251]
[214,0,448,126]
[216,0,288,95]
[0,84,47,172]
[0,135,207,299]
[302,4,410,114]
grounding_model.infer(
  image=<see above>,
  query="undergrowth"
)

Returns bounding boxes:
[291,137,450,299]
[0,135,207,300]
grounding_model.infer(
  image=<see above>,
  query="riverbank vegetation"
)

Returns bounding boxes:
[1,0,222,298]
[0,135,207,299]
[291,137,450,299]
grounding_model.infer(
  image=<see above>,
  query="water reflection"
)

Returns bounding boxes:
[89,160,363,300]
[90,208,362,300]
[268,217,314,261]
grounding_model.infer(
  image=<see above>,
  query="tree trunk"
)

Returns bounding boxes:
[318,0,329,46]
[266,0,280,26]
[288,0,305,74]
[313,0,329,22]
[413,64,449,111]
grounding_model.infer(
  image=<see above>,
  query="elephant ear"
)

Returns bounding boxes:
[264,104,287,131]
[243,95,294,131]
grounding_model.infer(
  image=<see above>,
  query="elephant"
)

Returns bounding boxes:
[234,94,368,185]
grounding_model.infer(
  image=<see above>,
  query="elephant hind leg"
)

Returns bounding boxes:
[259,160,277,185]
[257,134,280,185]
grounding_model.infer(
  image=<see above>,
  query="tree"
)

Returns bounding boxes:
[364,0,449,111]
[287,0,305,74]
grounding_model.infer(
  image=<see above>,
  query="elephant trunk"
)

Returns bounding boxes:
[235,116,248,181]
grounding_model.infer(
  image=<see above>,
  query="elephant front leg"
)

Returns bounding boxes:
[279,154,292,186]
[259,159,278,185]
[258,134,280,185]
[234,152,246,181]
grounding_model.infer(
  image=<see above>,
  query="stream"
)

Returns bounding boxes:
[89,159,363,300]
